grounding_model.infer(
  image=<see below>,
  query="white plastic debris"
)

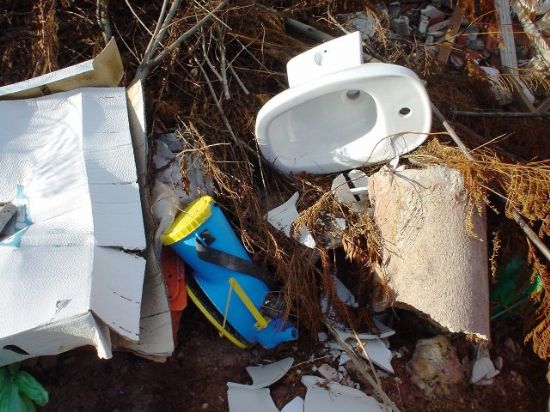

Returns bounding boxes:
[302,376,383,412]
[227,386,279,412]
[267,192,316,248]
[318,332,328,342]
[281,396,304,412]
[470,357,500,384]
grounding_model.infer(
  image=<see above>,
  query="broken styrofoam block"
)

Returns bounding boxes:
[368,166,490,339]
[470,357,500,384]
[227,385,279,412]
[281,396,304,412]
[360,338,395,374]
[267,192,316,248]
[302,376,383,412]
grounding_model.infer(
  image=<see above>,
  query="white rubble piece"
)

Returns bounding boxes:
[334,276,359,308]
[359,339,395,374]
[0,87,146,367]
[228,357,294,389]
[318,363,339,381]
[302,376,383,412]
[281,396,304,412]
[480,66,514,106]
[227,386,279,412]
[267,192,316,248]
[331,169,369,213]
[470,357,500,384]
[421,5,446,19]
[245,357,295,388]
[368,166,490,339]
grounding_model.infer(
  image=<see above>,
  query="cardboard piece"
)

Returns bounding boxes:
[0,39,123,99]
[0,88,146,366]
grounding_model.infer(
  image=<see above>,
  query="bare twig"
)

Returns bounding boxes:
[124,0,153,36]
[150,0,230,67]
[229,64,250,95]
[452,110,550,118]
[96,0,113,44]
[133,0,230,84]
[217,24,231,100]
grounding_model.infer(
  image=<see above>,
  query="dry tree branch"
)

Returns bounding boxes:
[96,0,113,44]
[132,0,230,84]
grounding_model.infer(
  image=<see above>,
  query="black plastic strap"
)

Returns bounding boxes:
[195,241,276,288]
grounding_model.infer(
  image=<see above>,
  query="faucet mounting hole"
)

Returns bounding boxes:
[399,107,411,116]
[346,90,361,100]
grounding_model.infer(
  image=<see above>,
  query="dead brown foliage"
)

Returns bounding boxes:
[0,0,548,357]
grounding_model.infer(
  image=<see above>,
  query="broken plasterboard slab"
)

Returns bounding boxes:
[0,87,146,367]
[302,376,383,412]
[368,165,490,339]
[0,39,123,99]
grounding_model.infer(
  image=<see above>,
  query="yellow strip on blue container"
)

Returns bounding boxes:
[161,195,214,245]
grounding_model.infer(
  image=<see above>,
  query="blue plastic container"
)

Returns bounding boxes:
[162,196,297,349]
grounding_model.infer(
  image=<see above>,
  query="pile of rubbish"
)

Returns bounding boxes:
[0,0,548,410]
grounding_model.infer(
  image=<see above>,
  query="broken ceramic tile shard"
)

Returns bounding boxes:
[368,165,490,339]
[227,385,279,412]
[301,375,383,412]
[267,192,316,248]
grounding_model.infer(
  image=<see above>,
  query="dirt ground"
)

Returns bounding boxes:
[23,307,546,412]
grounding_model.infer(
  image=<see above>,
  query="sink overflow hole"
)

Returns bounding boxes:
[346,90,361,100]
[399,107,411,116]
